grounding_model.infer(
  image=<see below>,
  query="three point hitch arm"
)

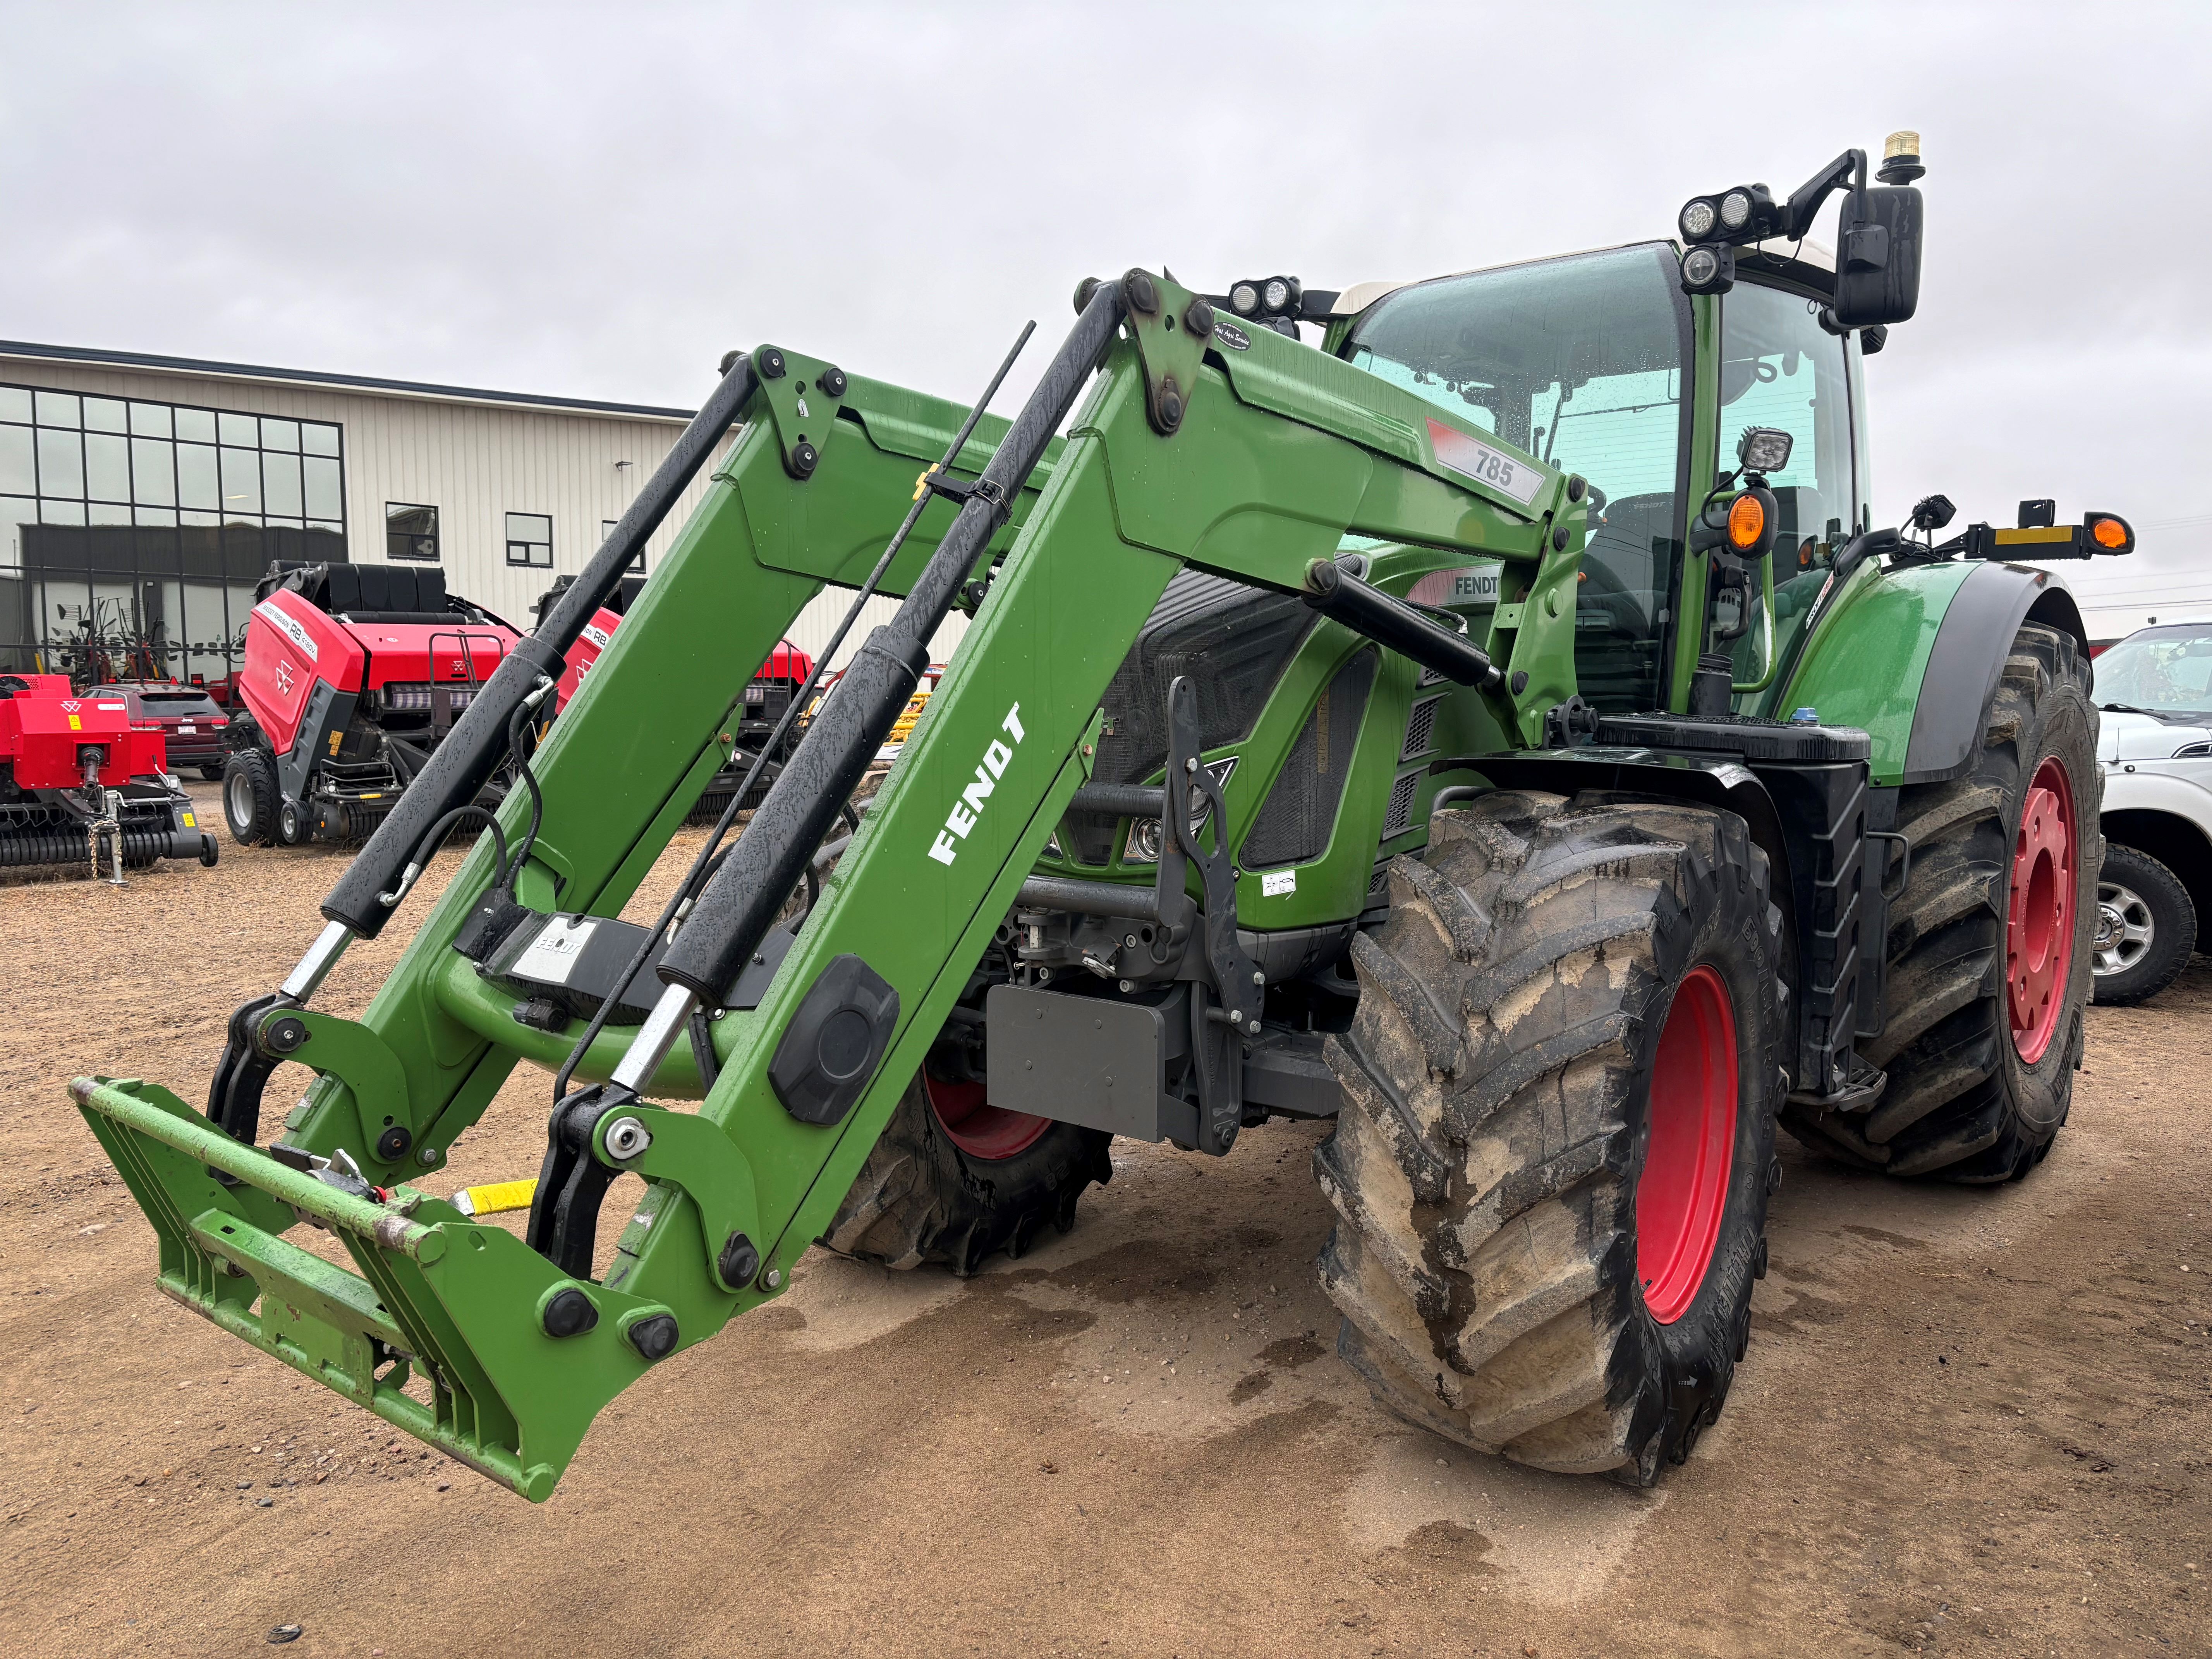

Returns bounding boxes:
[74,268,1586,1499]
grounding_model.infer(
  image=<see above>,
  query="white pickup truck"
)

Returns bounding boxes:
[2092,622,2212,1003]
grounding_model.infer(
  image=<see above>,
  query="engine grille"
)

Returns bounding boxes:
[1400,695,1442,761]
[1381,770,1421,839]
[1243,650,1377,871]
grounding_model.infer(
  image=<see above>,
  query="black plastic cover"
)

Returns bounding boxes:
[768,953,900,1126]
[479,909,795,1023]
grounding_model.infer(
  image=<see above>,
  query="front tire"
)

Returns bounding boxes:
[1316,790,1784,1483]
[823,1068,1113,1276]
[1785,623,2099,1181]
[2092,842,2194,1006]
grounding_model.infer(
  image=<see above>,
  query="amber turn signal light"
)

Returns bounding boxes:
[2088,514,2132,552]
[1727,493,1766,551]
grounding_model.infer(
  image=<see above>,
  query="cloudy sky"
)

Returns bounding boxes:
[6,1,2207,616]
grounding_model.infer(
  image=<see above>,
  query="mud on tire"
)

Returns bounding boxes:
[1783,623,2099,1181]
[822,1071,1113,1276]
[1316,790,1784,1483]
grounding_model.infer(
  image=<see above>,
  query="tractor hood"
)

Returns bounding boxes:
[2100,708,2212,763]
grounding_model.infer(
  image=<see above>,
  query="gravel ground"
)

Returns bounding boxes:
[2,786,2208,1657]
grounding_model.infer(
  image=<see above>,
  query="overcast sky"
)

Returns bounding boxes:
[5,1,2207,614]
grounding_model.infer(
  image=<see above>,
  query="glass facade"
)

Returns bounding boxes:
[0,383,346,682]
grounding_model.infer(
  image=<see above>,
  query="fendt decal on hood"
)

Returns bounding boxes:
[927,702,1025,866]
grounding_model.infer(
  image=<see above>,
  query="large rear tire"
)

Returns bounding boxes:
[823,1068,1113,1276]
[1784,623,2099,1181]
[1317,790,1784,1483]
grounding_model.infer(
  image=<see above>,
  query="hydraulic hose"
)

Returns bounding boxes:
[319,352,762,939]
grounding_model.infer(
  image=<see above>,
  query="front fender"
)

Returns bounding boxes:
[1783,559,2088,787]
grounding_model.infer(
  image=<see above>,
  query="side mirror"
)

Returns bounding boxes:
[1832,185,1923,326]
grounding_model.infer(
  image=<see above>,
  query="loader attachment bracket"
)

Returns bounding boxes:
[260,1008,417,1166]
[749,344,850,479]
[589,1105,765,1295]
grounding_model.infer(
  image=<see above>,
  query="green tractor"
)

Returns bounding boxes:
[78,132,2136,1497]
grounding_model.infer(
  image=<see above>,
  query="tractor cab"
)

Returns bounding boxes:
[1334,233,1876,720]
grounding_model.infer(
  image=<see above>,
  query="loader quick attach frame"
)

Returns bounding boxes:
[75,271,1588,1499]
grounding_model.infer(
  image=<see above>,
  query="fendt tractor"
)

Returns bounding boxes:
[78,134,2136,1498]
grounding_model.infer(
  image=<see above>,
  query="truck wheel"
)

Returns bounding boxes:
[198,764,224,782]
[1317,790,1785,1483]
[821,1068,1113,1276]
[2092,842,2194,1006]
[221,749,279,846]
[1788,623,2098,1182]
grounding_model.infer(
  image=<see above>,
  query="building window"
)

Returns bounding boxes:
[387,503,438,563]
[505,512,553,568]
[604,518,644,574]
[1,381,345,681]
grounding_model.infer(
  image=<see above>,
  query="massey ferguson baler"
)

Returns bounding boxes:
[220,563,525,847]
[0,675,216,878]
[77,134,2143,1501]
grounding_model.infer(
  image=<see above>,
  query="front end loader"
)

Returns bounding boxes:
[76,132,2133,1498]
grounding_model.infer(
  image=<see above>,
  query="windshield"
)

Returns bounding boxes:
[1343,244,1690,711]
[2095,626,2212,717]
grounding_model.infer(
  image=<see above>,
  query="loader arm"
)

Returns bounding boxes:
[76,273,1583,1499]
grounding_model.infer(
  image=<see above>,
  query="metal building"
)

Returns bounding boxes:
[0,340,947,687]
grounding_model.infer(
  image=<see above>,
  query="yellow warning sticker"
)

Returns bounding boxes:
[454,1178,539,1217]
[67,714,81,730]
[180,812,196,828]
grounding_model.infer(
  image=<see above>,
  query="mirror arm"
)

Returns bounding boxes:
[1780,148,1867,242]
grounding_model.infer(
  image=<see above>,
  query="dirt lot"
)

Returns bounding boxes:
[3,786,2209,1657]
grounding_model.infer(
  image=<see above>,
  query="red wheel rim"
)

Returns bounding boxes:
[924,1072,1051,1161]
[2007,755,2077,1063]
[1635,964,1739,1326]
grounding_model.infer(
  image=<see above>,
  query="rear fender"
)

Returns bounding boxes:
[1782,560,2087,787]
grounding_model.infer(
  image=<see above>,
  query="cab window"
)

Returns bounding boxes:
[1719,282,1856,570]
[1344,245,1692,712]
